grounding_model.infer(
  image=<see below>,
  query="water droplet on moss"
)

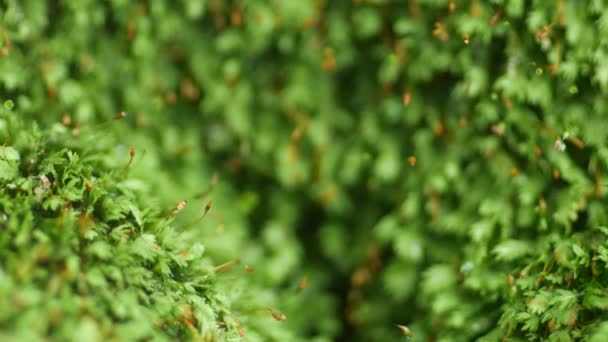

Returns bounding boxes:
[554,139,566,152]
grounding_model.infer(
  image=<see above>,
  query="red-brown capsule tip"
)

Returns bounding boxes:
[62,114,72,126]
[204,201,213,215]
[402,92,411,107]
[269,310,287,321]
[298,277,309,291]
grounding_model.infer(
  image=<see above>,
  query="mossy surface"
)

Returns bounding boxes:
[3,1,608,341]
[0,107,245,341]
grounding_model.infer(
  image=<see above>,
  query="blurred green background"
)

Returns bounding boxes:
[3,0,608,341]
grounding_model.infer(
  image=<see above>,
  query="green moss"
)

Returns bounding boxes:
[0,108,239,341]
[3,0,608,341]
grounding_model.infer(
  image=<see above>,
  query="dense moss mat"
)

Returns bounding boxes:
[3,0,608,341]
[0,107,232,340]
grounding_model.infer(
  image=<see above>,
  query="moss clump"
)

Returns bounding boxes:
[0,108,242,341]
[4,1,608,341]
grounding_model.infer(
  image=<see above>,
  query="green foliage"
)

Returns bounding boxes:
[0,106,237,340]
[2,0,608,341]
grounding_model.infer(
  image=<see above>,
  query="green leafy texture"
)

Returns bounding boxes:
[2,0,608,341]
[0,107,253,341]
[0,116,299,340]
